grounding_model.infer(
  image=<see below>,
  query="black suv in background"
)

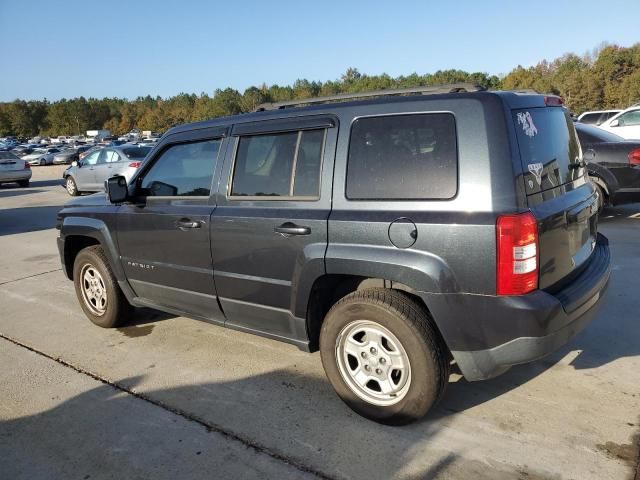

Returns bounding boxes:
[57,84,611,425]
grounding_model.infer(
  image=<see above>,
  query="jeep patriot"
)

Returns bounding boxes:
[57,84,611,424]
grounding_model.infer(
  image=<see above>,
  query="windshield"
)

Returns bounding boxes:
[513,107,583,195]
[0,151,20,160]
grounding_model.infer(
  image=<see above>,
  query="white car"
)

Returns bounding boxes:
[22,147,63,166]
[0,151,32,187]
[577,109,621,126]
[598,106,640,140]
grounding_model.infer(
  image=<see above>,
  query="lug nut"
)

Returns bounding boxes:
[375,368,382,375]
[370,347,377,355]
[364,365,371,371]
[379,358,386,364]
[361,352,367,358]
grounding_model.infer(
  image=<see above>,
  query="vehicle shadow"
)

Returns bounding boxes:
[0,189,47,199]
[0,205,63,236]
[28,179,65,188]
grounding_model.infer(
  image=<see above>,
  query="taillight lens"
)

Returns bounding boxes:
[544,96,564,106]
[496,212,539,295]
[629,148,640,166]
[24,162,31,169]
[129,162,142,168]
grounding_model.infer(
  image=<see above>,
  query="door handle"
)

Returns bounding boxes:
[177,219,202,230]
[275,222,311,236]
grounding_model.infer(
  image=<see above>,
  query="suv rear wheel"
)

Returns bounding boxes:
[73,245,131,328]
[320,288,449,425]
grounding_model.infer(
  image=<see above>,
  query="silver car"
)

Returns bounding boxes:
[23,147,63,166]
[0,151,32,187]
[63,144,152,196]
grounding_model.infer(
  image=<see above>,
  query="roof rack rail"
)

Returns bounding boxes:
[255,83,486,111]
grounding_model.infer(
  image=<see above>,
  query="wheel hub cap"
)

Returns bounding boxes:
[80,264,107,316]
[336,320,411,406]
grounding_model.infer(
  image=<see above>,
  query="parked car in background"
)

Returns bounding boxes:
[53,149,79,165]
[577,110,622,126]
[11,146,35,157]
[576,123,640,209]
[0,151,32,187]
[63,144,151,195]
[22,147,62,166]
[598,106,640,139]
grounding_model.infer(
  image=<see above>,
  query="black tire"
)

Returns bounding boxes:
[594,183,606,213]
[17,179,29,188]
[320,288,449,425]
[73,245,132,328]
[65,176,79,196]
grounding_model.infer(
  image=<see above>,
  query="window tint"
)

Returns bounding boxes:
[513,107,582,193]
[346,114,457,200]
[141,139,221,197]
[0,152,19,160]
[579,113,601,125]
[231,129,324,198]
[123,146,151,159]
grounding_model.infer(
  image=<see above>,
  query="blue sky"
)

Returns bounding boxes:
[1,0,639,101]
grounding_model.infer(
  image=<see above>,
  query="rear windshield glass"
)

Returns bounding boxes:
[0,152,19,160]
[513,107,582,194]
[123,147,151,159]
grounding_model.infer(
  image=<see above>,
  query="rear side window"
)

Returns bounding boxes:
[513,108,582,194]
[230,129,325,198]
[123,147,151,159]
[346,113,457,200]
[578,113,601,125]
[141,139,221,197]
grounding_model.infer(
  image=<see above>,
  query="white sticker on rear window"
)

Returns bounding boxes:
[528,162,543,186]
[517,111,538,137]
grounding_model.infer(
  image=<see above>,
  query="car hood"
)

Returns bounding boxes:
[64,192,111,208]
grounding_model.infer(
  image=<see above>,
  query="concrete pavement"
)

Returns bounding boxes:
[0,165,638,480]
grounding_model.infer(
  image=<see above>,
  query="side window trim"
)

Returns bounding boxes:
[227,128,326,201]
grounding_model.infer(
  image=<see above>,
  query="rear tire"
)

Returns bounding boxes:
[320,288,449,425]
[73,245,132,328]
[17,179,29,188]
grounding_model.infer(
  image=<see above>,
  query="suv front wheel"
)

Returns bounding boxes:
[73,245,131,328]
[320,288,449,425]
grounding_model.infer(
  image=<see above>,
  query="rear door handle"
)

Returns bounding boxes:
[177,219,202,230]
[275,222,311,236]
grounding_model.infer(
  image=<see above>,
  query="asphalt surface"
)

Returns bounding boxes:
[0,165,638,480]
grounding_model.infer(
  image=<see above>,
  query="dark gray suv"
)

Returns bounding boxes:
[56,84,611,425]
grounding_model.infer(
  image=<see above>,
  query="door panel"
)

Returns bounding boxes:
[212,125,337,344]
[116,134,226,322]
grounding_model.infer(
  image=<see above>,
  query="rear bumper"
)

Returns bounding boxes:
[423,233,611,381]
[0,170,32,182]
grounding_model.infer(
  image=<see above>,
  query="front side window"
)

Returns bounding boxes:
[83,151,100,165]
[346,113,458,200]
[141,139,221,197]
[230,129,324,198]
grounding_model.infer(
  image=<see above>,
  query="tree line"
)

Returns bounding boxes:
[1,43,639,138]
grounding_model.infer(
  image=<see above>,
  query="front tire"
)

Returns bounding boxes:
[73,246,131,328]
[66,176,79,196]
[320,288,449,425]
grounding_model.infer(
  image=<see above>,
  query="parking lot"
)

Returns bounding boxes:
[0,165,638,480]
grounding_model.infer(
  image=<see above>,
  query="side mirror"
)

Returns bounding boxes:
[71,160,78,167]
[106,175,128,203]
[609,119,620,127]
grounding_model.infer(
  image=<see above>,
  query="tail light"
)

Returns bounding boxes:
[496,212,539,295]
[128,162,142,168]
[629,148,640,166]
[24,162,31,169]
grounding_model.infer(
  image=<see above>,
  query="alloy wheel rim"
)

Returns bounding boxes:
[66,178,75,194]
[80,263,107,316]
[335,320,412,406]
